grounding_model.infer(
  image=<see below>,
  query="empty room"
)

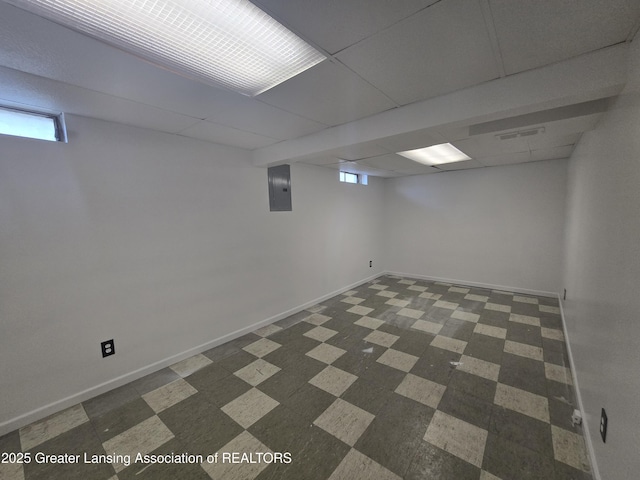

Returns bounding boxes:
[1,1,639,479]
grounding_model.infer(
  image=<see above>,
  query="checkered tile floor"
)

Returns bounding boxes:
[0,276,593,480]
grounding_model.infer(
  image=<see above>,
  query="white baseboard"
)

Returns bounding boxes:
[385,271,557,298]
[0,271,384,437]
[558,297,601,480]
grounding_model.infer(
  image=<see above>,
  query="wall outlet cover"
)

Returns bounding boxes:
[600,408,608,442]
[101,339,115,358]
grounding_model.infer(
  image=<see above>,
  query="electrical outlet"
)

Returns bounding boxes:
[563,288,567,300]
[600,408,608,442]
[101,339,115,358]
[369,260,372,268]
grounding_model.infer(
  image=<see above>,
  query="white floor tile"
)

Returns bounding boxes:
[328,449,401,480]
[424,411,487,468]
[494,383,549,423]
[304,326,338,342]
[143,378,198,413]
[200,431,271,480]
[170,354,212,378]
[243,338,281,358]
[551,425,591,472]
[314,399,374,446]
[395,374,445,408]
[19,404,89,451]
[473,324,507,339]
[376,349,418,373]
[306,343,346,364]
[309,366,357,397]
[234,359,281,386]
[364,330,399,348]
[102,416,174,472]
[504,340,543,362]
[221,388,279,429]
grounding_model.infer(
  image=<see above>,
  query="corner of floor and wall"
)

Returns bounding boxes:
[1,41,640,480]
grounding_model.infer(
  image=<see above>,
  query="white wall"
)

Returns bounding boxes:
[383,160,568,295]
[0,115,384,432]
[562,39,640,480]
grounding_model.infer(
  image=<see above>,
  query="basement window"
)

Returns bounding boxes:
[339,171,368,185]
[0,106,67,142]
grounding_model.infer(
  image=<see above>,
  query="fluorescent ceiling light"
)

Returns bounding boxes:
[10,0,326,96]
[397,143,472,166]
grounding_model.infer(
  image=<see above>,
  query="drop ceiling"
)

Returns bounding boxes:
[0,0,639,177]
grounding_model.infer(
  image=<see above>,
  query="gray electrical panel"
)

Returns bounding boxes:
[268,164,292,211]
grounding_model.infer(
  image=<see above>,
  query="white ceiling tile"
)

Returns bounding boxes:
[375,129,445,153]
[321,161,396,177]
[178,121,278,149]
[452,135,530,158]
[529,145,574,162]
[0,66,199,134]
[536,114,602,138]
[434,159,485,171]
[490,0,640,74]
[253,0,438,54]
[434,124,472,142]
[376,170,407,178]
[336,0,500,105]
[327,142,391,161]
[477,151,532,167]
[298,155,343,166]
[526,133,580,150]
[257,61,396,126]
[209,97,327,140]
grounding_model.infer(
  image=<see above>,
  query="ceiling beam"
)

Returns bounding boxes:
[252,44,628,167]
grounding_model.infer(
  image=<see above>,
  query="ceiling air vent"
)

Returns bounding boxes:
[496,126,545,141]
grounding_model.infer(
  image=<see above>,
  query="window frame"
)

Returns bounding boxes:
[0,105,68,143]
[339,171,368,185]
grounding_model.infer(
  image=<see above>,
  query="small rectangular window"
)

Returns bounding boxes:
[339,171,367,185]
[339,171,359,184]
[0,106,67,142]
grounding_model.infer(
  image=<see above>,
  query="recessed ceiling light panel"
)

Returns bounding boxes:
[8,0,326,96]
[397,143,471,166]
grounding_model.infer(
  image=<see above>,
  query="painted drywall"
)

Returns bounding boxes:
[383,160,568,294]
[0,115,384,432]
[562,39,640,480]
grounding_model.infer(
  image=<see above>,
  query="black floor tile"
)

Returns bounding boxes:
[355,393,434,477]
[489,405,554,458]
[255,426,350,480]
[23,423,115,480]
[506,322,542,347]
[117,438,210,480]
[131,367,181,395]
[498,352,547,396]
[187,370,251,407]
[411,346,461,386]
[340,378,393,416]
[405,440,481,480]
[158,394,243,457]
[438,384,493,430]
[90,397,155,442]
[281,383,335,424]
[82,384,140,420]
[482,432,556,480]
